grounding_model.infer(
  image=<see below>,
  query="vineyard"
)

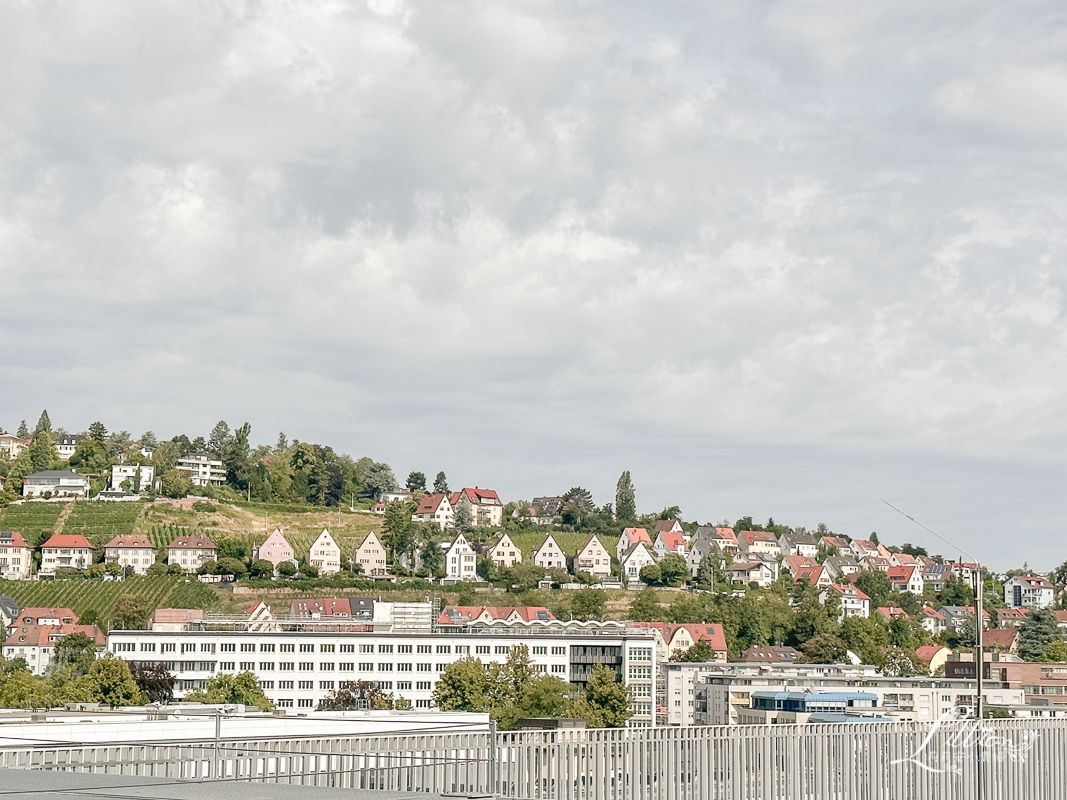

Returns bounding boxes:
[509,531,620,560]
[0,575,224,629]
[62,501,147,548]
[0,502,66,548]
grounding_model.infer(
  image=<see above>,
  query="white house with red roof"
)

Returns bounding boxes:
[860,556,893,572]
[621,543,656,583]
[792,564,831,589]
[4,620,104,675]
[784,554,819,574]
[1004,574,1055,609]
[653,529,689,561]
[166,535,217,573]
[573,535,612,579]
[875,606,909,623]
[849,539,884,560]
[104,534,157,575]
[616,527,652,561]
[888,552,920,568]
[487,533,522,569]
[414,493,454,529]
[450,487,503,528]
[39,534,94,576]
[444,533,477,581]
[887,565,924,595]
[820,584,870,621]
[0,531,31,580]
[633,622,728,661]
[819,535,849,552]
[920,606,946,636]
[252,528,296,573]
[654,519,684,537]
[532,534,567,571]
[737,530,780,556]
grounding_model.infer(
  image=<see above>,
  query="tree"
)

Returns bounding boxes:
[571,588,606,621]
[27,433,57,472]
[216,557,248,578]
[433,657,490,713]
[671,641,719,662]
[50,632,98,677]
[185,672,272,710]
[615,471,636,523]
[569,665,631,728]
[453,503,473,533]
[208,420,231,457]
[799,634,848,664]
[629,589,663,622]
[657,554,689,587]
[250,559,275,579]
[1019,607,1062,662]
[433,471,449,495]
[88,421,108,443]
[277,561,297,578]
[224,422,253,491]
[938,575,973,607]
[160,469,192,499]
[382,501,415,561]
[882,647,920,677]
[16,420,28,439]
[85,657,144,706]
[854,570,893,610]
[561,487,595,526]
[696,554,717,588]
[112,594,152,631]
[639,563,662,586]
[505,562,544,593]
[361,461,397,499]
[1045,640,1067,663]
[406,471,426,492]
[35,410,51,435]
[318,680,395,710]
[130,662,175,703]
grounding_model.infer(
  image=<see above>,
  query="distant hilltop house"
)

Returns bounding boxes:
[532,534,567,571]
[308,529,341,576]
[737,530,780,557]
[444,533,477,581]
[379,490,413,505]
[38,534,94,576]
[653,529,688,561]
[22,470,90,498]
[573,535,612,579]
[174,454,225,487]
[167,535,217,573]
[252,529,296,573]
[450,487,503,528]
[3,612,105,675]
[414,494,454,529]
[354,531,388,576]
[621,543,656,584]
[104,534,156,576]
[54,433,85,460]
[527,497,564,525]
[0,532,30,581]
[110,464,154,494]
[0,433,30,460]
[617,528,652,561]
[1004,574,1055,610]
[486,533,522,570]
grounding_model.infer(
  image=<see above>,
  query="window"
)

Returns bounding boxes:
[495,646,509,654]
[320,663,334,671]
[299,662,314,671]
[162,643,176,653]
[182,643,196,653]
[360,663,374,671]
[398,681,412,690]
[319,681,334,690]
[631,648,652,662]
[259,681,274,690]
[280,662,294,671]
[417,663,432,672]
[340,663,354,671]
[551,664,565,673]
[551,647,566,655]
[632,684,651,697]
[298,699,313,708]
[398,644,412,653]
[279,680,294,689]
[360,644,374,654]
[629,666,651,680]
[378,681,393,689]
[201,643,215,653]
[397,663,412,672]
[417,644,431,653]
[280,644,295,653]
[436,645,451,654]
[416,699,430,708]
[220,662,235,671]
[379,644,393,654]
[320,644,335,653]
[476,646,490,655]
[300,644,314,652]
[277,699,293,708]
[260,662,274,671]
[260,644,275,652]
[455,645,469,654]
[240,661,254,670]
[379,663,392,671]
[416,681,431,690]
[532,646,547,655]
[241,643,255,652]
[140,643,156,652]
[340,644,355,653]
[298,680,314,689]
[220,643,236,652]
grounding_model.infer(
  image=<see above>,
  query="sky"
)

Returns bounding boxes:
[4,1,1067,569]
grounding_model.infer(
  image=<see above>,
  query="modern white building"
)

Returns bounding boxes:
[107,618,658,726]
[1004,575,1055,609]
[22,470,90,498]
[110,464,155,493]
[175,454,226,487]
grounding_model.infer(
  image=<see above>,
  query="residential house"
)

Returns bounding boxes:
[888,552,920,568]
[55,433,85,460]
[948,561,980,582]
[531,535,568,571]
[939,605,990,634]
[22,470,90,498]
[707,527,740,552]
[1004,574,1055,609]
[414,494,454,529]
[920,607,946,637]
[654,520,684,537]
[528,497,564,525]
[737,530,780,556]
[103,534,156,576]
[887,566,924,595]
[0,532,30,580]
[573,535,612,579]
[784,554,819,575]
[983,628,1020,655]
[444,533,477,581]
[174,454,225,487]
[617,528,652,561]
[818,535,849,553]
[875,607,909,623]
[252,529,296,572]
[727,559,775,587]
[687,528,733,577]
[450,488,504,528]
[0,597,17,630]
[792,564,831,589]
[167,535,217,573]
[738,645,801,664]
[0,433,29,460]
[39,534,94,576]
[860,556,893,572]
[824,555,861,580]
[354,531,389,576]
[290,598,375,619]
[914,645,953,676]
[653,530,689,561]
[110,464,154,493]
[922,562,951,592]
[242,600,278,632]
[486,533,523,570]
[3,620,105,675]
[779,532,819,558]
[9,607,76,631]
[380,490,413,505]
[996,608,1029,628]
[635,622,728,661]
[820,584,870,621]
[849,539,888,560]
[621,543,656,584]
[307,529,341,576]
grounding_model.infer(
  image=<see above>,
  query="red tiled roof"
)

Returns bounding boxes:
[983,629,1019,650]
[1010,574,1054,590]
[658,531,688,552]
[3,623,104,648]
[739,530,777,545]
[453,487,502,505]
[41,534,93,550]
[622,527,652,545]
[14,607,77,626]
[416,494,448,515]
[0,532,27,548]
[290,598,352,617]
[887,566,916,583]
[105,535,155,549]
[876,606,909,622]
[151,608,205,624]
[793,565,826,584]
[915,645,949,664]
[711,527,738,543]
[827,583,869,600]
[167,536,216,550]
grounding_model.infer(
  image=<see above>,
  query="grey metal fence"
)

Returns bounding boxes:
[1,719,1064,799]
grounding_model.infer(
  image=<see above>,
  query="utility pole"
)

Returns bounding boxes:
[973,565,984,800]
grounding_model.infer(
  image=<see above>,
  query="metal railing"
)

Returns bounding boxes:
[2,718,1065,799]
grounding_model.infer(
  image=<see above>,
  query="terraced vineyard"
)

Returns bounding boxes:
[509,531,620,559]
[0,502,67,547]
[0,575,189,628]
[63,501,147,548]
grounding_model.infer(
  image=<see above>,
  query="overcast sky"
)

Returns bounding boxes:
[4,2,1067,568]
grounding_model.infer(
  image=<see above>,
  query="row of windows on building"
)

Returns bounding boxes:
[150,660,569,675]
[117,641,571,656]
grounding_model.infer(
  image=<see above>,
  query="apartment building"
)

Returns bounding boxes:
[108,623,658,726]
[166,536,217,573]
[450,488,503,528]
[0,532,31,580]
[39,534,94,575]
[104,534,157,576]
[174,454,226,487]
[22,470,90,498]
[110,464,155,493]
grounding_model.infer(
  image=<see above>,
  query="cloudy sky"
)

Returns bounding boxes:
[4,1,1067,568]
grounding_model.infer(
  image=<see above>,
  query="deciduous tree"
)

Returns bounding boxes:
[185,672,272,710]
